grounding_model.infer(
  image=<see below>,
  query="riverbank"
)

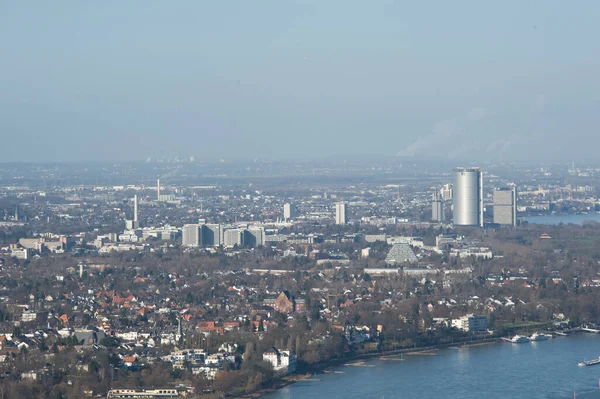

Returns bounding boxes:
[258,331,600,399]
[249,327,588,398]
[248,336,501,398]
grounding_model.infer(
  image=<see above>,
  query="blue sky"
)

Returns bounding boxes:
[1,1,599,162]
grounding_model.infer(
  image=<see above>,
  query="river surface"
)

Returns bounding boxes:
[263,334,600,399]
[523,214,600,225]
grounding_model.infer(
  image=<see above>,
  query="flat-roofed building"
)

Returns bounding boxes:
[182,224,201,247]
[493,187,517,226]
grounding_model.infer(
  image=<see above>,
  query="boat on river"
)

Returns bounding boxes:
[529,332,550,341]
[577,357,600,367]
[581,325,600,333]
[510,335,530,343]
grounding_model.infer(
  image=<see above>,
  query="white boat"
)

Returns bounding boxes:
[578,357,600,367]
[510,335,530,343]
[581,326,600,333]
[529,332,550,341]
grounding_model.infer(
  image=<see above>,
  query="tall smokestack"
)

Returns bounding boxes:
[134,195,138,222]
[157,179,161,201]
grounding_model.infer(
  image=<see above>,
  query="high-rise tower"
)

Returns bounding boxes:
[453,167,483,227]
[126,195,140,230]
[432,192,445,222]
[283,203,298,221]
[335,202,348,225]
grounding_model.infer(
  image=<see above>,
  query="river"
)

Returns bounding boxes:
[522,214,600,225]
[262,334,600,399]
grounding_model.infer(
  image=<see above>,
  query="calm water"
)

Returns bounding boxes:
[263,334,600,399]
[523,214,600,225]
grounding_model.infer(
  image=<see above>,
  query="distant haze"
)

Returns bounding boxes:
[1,1,599,162]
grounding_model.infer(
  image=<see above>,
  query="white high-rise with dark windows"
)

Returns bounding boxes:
[432,192,445,222]
[453,167,483,227]
[335,202,347,225]
[283,203,298,220]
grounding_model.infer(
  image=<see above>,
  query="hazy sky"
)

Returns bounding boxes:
[1,1,599,162]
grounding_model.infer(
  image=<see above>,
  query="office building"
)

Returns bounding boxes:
[182,224,201,247]
[432,192,445,222]
[493,187,517,226]
[335,202,348,225]
[440,184,453,201]
[453,167,483,227]
[125,195,140,230]
[283,203,298,220]
[244,227,264,247]
[201,224,222,247]
[224,229,244,248]
[451,314,489,332]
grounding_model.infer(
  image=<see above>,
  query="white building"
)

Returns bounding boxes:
[182,224,201,247]
[10,247,30,260]
[21,310,38,322]
[224,229,244,248]
[263,347,296,375]
[451,314,489,332]
[450,247,493,259]
[116,331,139,342]
[246,227,264,247]
[361,247,371,258]
[453,167,483,227]
[191,365,219,380]
[202,223,223,247]
[493,187,517,226]
[335,202,348,225]
[440,183,453,201]
[431,192,445,222]
[283,203,298,220]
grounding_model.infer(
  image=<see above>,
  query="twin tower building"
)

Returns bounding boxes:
[433,167,517,227]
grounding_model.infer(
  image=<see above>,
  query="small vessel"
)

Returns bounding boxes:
[510,335,530,343]
[577,357,600,367]
[529,332,550,341]
[581,325,600,333]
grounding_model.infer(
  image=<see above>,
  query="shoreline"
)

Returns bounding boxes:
[249,328,586,398]
[250,336,501,398]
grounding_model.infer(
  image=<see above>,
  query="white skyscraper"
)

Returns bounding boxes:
[335,202,348,225]
[432,192,445,222]
[283,203,298,220]
[182,224,201,247]
[126,195,140,230]
[440,184,454,201]
[132,195,140,229]
[453,167,483,227]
